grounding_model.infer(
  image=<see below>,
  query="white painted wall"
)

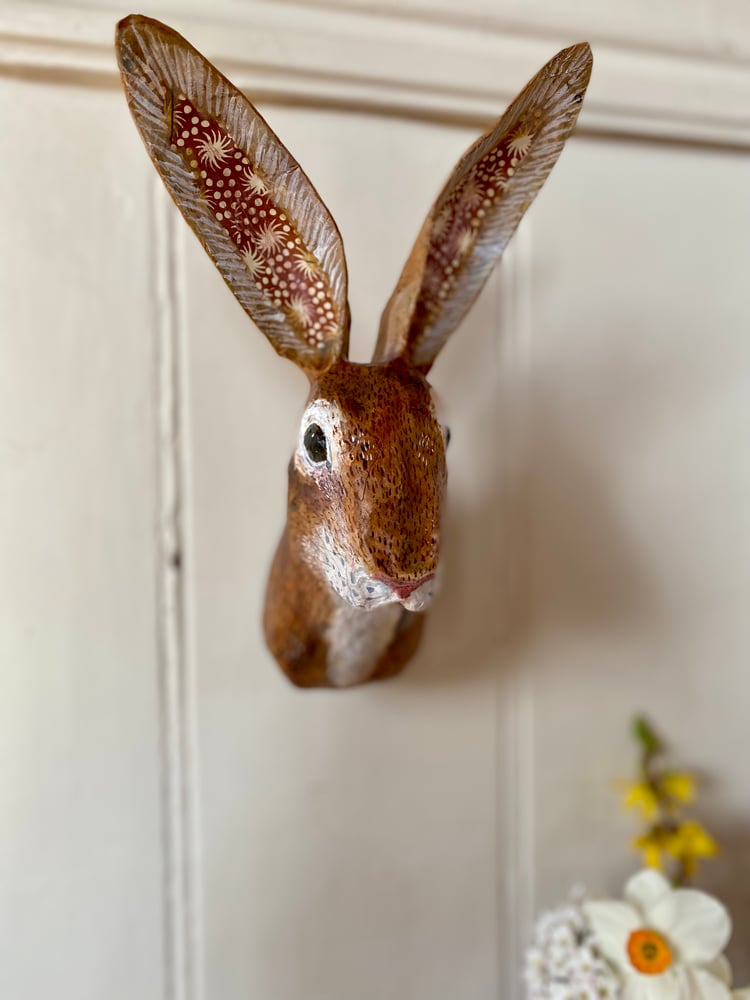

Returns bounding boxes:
[1,3,749,999]
[0,75,164,999]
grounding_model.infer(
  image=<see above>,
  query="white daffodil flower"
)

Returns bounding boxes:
[583,869,732,999]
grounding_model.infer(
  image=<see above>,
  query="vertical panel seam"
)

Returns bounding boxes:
[173,208,205,1000]
[495,220,536,1000]
[515,219,537,995]
[153,177,200,1000]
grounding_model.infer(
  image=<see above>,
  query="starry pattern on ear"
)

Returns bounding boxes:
[416,120,535,331]
[116,14,350,370]
[373,41,592,373]
[170,97,339,349]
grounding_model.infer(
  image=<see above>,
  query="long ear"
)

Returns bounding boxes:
[374,42,592,372]
[116,15,349,373]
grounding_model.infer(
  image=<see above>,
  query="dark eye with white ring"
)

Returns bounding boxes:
[303,423,328,464]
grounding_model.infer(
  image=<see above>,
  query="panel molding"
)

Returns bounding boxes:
[285,0,750,62]
[1,1,750,147]
[492,223,537,997]
[153,180,203,1000]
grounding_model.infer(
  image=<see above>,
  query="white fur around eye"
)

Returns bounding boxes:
[295,398,342,474]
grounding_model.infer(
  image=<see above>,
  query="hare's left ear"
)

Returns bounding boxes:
[116,15,349,373]
[374,43,592,373]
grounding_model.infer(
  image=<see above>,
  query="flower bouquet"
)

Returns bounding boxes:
[524,718,747,999]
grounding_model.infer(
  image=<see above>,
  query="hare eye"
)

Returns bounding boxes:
[304,423,328,464]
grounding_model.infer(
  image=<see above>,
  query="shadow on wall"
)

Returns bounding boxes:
[401,391,657,690]
[395,362,750,981]
[703,824,750,983]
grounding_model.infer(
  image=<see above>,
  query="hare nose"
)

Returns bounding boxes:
[376,573,434,600]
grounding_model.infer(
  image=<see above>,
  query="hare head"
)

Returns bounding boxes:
[294,359,446,612]
[116,16,591,688]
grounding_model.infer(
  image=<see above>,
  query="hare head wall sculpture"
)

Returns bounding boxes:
[116,17,591,688]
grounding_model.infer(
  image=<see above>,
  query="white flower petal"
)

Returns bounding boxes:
[583,900,640,969]
[649,889,731,964]
[685,968,734,1000]
[625,869,673,920]
[623,968,680,1000]
[702,954,733,987]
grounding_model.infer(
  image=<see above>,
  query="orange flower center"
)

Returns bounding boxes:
[627,929,673,974]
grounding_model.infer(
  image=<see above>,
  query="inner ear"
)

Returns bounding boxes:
[116,15,351,372]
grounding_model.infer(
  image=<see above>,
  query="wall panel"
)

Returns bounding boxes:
[0,79,164,999]
[522,137,750,980]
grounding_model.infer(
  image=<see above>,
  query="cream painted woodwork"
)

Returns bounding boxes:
[0,78,164,998]
[1,3,749,1000]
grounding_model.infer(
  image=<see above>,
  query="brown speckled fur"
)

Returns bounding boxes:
[305,360,444,582]
[263,527,425,688]
[264,359,443,687]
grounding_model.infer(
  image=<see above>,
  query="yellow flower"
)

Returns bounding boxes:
[621,773,696,821]
[632,829,671,869]
[661,772,696,807]
[665,821,718,879]
[622,781,660,820]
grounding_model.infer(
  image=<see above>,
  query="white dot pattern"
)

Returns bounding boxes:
[170,96,339,348]
[414,115,538,330]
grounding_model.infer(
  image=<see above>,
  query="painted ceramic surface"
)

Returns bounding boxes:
[116,15,591,687]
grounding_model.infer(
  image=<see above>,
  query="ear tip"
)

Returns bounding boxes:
[570,40,593,58]
[560,40,592,59]
[546,40,593,98]
[115,14,174,52]
[115,14,190,78]
[115,15,146,61]
[116,13,148,39]
[559,40,594,77]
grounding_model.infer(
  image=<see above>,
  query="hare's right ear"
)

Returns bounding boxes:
[374,43,592,373]
[116,16,349,373]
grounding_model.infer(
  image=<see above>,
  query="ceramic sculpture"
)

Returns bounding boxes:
[116,16,592,687]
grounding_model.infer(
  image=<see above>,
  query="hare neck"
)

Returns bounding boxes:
[325,600,402,688]
[264,523,403,688]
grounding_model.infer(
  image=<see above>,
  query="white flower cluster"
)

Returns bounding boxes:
[525,871,747,1000]
[524,892,621,1000]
